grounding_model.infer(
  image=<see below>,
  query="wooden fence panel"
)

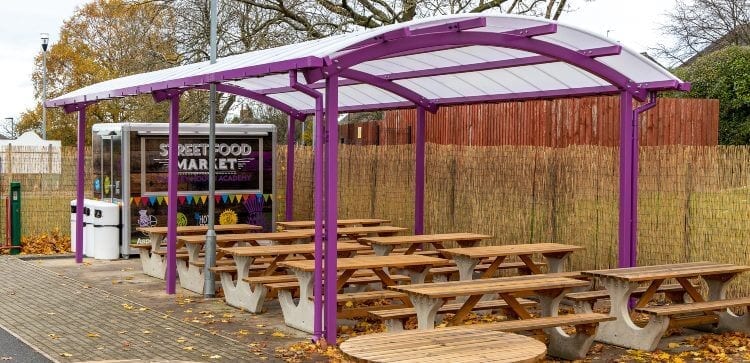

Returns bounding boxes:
[340,96,719,147]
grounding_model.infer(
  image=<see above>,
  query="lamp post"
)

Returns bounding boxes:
[4,118,13,139]
[41,33,49,140]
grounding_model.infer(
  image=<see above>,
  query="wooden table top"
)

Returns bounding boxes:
[339,328,546,363]
[277,218,390,228]
[389,274,589,299]
[177,231,314,244]
[219,242,369,257]
[293,226,408,235]
[279,255,448,272]
[582,261,750,282]
[136,224,261,234]
[359,233,492,245]
[439,243,583,259]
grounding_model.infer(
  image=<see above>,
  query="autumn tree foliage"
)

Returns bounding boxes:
[26,0,586,145]
[20,0,208,145]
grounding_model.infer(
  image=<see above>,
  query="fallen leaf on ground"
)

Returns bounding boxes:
[59,353,72,357]
[86,332,100,338]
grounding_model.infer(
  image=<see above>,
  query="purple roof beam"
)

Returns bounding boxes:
[337,69,438,113]
[258,45,620,96]
[320,31,650,100]
[196,83,307,120]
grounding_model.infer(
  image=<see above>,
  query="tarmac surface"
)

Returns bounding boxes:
[0,324,52,362]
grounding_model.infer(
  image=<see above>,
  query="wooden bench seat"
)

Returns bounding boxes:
[567,283,692,303]
[636,297,750,316]
[429,261,546,276]
[328,290,407,303]
[468,312,614,333]
[355,248,441,256]
[262,274,410,290]
[209,264,270,274]
[190,259,236,268]
[635,297,750,327]
[370,298,538,331]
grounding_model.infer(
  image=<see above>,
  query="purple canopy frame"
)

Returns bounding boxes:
[52,16,691,345]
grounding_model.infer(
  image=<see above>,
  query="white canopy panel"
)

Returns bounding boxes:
[48,13,687,114]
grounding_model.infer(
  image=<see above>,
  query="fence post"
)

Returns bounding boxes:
[48,144,53,174]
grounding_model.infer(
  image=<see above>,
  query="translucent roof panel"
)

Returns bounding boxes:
[48,13,688,114]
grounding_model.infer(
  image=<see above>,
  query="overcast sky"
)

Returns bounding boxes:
[0,0,677,133]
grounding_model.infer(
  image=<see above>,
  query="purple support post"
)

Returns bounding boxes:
[166,94,181,294]
[286,116,295,221]
[324,76,339,344]
[75,106,87,263]
[618,92,634,268]
[414,107,426,235]
[289,71,325,340]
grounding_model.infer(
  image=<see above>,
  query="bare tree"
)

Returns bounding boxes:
[653,0,750,67]
[233,0,577,39]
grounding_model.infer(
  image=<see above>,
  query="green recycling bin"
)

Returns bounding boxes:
[9,182,20,255]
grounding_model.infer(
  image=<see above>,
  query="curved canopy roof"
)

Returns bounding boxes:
[47,14,689,116]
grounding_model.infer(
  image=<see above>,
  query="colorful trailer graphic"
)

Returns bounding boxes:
[91,123,276,256]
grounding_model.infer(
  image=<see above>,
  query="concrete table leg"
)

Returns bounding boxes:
[411,295,443,330]
[372,244,394,256]
[594,277,669,351]
[176,243,204,293]
[140,233,167,279]
[453,256,480,282]
[705,275,750,333]
[538,288,601,360]
[278,269,316,333]
[221,255,269,313]
[139,249,167,279]
[543,252,570,273]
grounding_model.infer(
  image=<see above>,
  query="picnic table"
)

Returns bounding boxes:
[218,242,370,313]
[358,233,492,256]
[292,225,407,239]
[340,328,547,363]
[131,224,261,279]
[438,243,583,281]
[277,218,390,230]
[388,274,602,360]
[582,261,750,351]
[277,255,448,333]
[174,231,314,293]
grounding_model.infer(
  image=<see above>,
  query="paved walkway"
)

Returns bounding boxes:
[0,256,254,362]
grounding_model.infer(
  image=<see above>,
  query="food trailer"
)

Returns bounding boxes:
[91,123,276,257]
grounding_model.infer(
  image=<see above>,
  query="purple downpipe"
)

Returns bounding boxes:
[618,92,633,268]
[630,93,657,267]
[324,76,339,344]
[286,115,295,221]
[289,71,325,341]
[166,94,180,294]
[312,99,324,341]
[414,107,426,235]
[75,107,87,263]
